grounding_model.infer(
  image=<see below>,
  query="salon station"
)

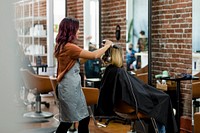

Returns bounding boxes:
[2,0,200,133]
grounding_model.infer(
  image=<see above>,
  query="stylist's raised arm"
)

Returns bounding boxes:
[79,40,112,64]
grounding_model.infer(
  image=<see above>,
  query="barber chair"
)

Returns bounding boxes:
[135,73,148,84]
[133,65,148,84]
[114,100,158,133]
[20,68,53,119]
[82,87,106,127]
[134,65,148,74]
[192,72,200,113]
[192,81,200,113]
[49,77,59,121]
[194,112,200,133]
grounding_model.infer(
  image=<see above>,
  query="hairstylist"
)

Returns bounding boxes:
[54,17,112,133]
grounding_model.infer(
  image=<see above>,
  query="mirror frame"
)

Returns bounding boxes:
[83,0,100,50]
[99,0,102,48]
[148,0,152,85]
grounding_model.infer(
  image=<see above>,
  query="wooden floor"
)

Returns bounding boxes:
[18,95,131,133]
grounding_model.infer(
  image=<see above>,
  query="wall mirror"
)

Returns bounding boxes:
[83,0,101,79]
[84,0,100,50]
[192,0,200,75]
[126,0,149,73]
[192,0,200,127]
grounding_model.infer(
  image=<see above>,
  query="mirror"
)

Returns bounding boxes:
[192,0,200,127]
[192,0,200,75]
[83,0,101,79]
[84,0,100,50]
[126,0,149,72]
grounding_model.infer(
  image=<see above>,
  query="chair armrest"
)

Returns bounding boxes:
[82,87,99,106]
[136,73,148,84]
[192,82,200,98]
[194,112,200,133]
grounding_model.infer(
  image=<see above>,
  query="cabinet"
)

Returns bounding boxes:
[14,0,47,66]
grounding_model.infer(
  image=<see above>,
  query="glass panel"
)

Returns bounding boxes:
[192,0,200,75]
[84,0,99,50]
[126,0,148,71]
[53,0,65,44]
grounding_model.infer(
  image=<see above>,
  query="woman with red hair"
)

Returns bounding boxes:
[54,17,112,133]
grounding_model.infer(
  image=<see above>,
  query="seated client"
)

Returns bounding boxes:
[97,44,178,133]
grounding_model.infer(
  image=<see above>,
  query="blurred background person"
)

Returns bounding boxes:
[136,30,148,69]
[84,44,101,78]
[137,30,148,52]
[126,43,136,71]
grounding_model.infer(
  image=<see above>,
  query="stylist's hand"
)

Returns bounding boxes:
[103,39,113,47]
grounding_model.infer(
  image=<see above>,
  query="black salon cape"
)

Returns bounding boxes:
[97,65,178,133]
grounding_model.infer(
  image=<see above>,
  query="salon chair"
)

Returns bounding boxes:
[134,65,148,74]
[49,78,105,130]
[49,77,59,120]
[192,81,200,113]
[82,87,106,127]
[96,112,128,126]
[194,112,200,133]
[192,72,200,113]
[114,100,158,133]
[135,73,148,84]
[20,68,53,119]
[133,65,148,84]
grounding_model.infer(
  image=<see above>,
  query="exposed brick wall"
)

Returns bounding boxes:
[67,0,84,73]
[101,0,126,65]
[67,0,84,48]
[151,0,192,131]
[66,0,127,70]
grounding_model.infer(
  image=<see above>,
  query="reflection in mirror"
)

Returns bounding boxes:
[83,0,101,79]
[126,0,148,72]
[192,0,200,75]
[84,0,99,50]
[192,0,200,129]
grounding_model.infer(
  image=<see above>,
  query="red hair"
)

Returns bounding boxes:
[54,17,79,57]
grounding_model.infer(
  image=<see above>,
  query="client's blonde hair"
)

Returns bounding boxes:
[110,45,123,67]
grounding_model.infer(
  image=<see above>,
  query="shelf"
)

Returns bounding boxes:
[14,0,46,6]
[14,0,47,65]
[15,16,46,22]
[25,53,47,56]
[18,35,47,38]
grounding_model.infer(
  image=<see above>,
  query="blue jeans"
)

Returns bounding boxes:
[157,122,166,133]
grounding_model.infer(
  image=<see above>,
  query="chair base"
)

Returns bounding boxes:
[96,115,128,125]
[53,131,78,133]
[127,131,136,133]
[23,111,53,119]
